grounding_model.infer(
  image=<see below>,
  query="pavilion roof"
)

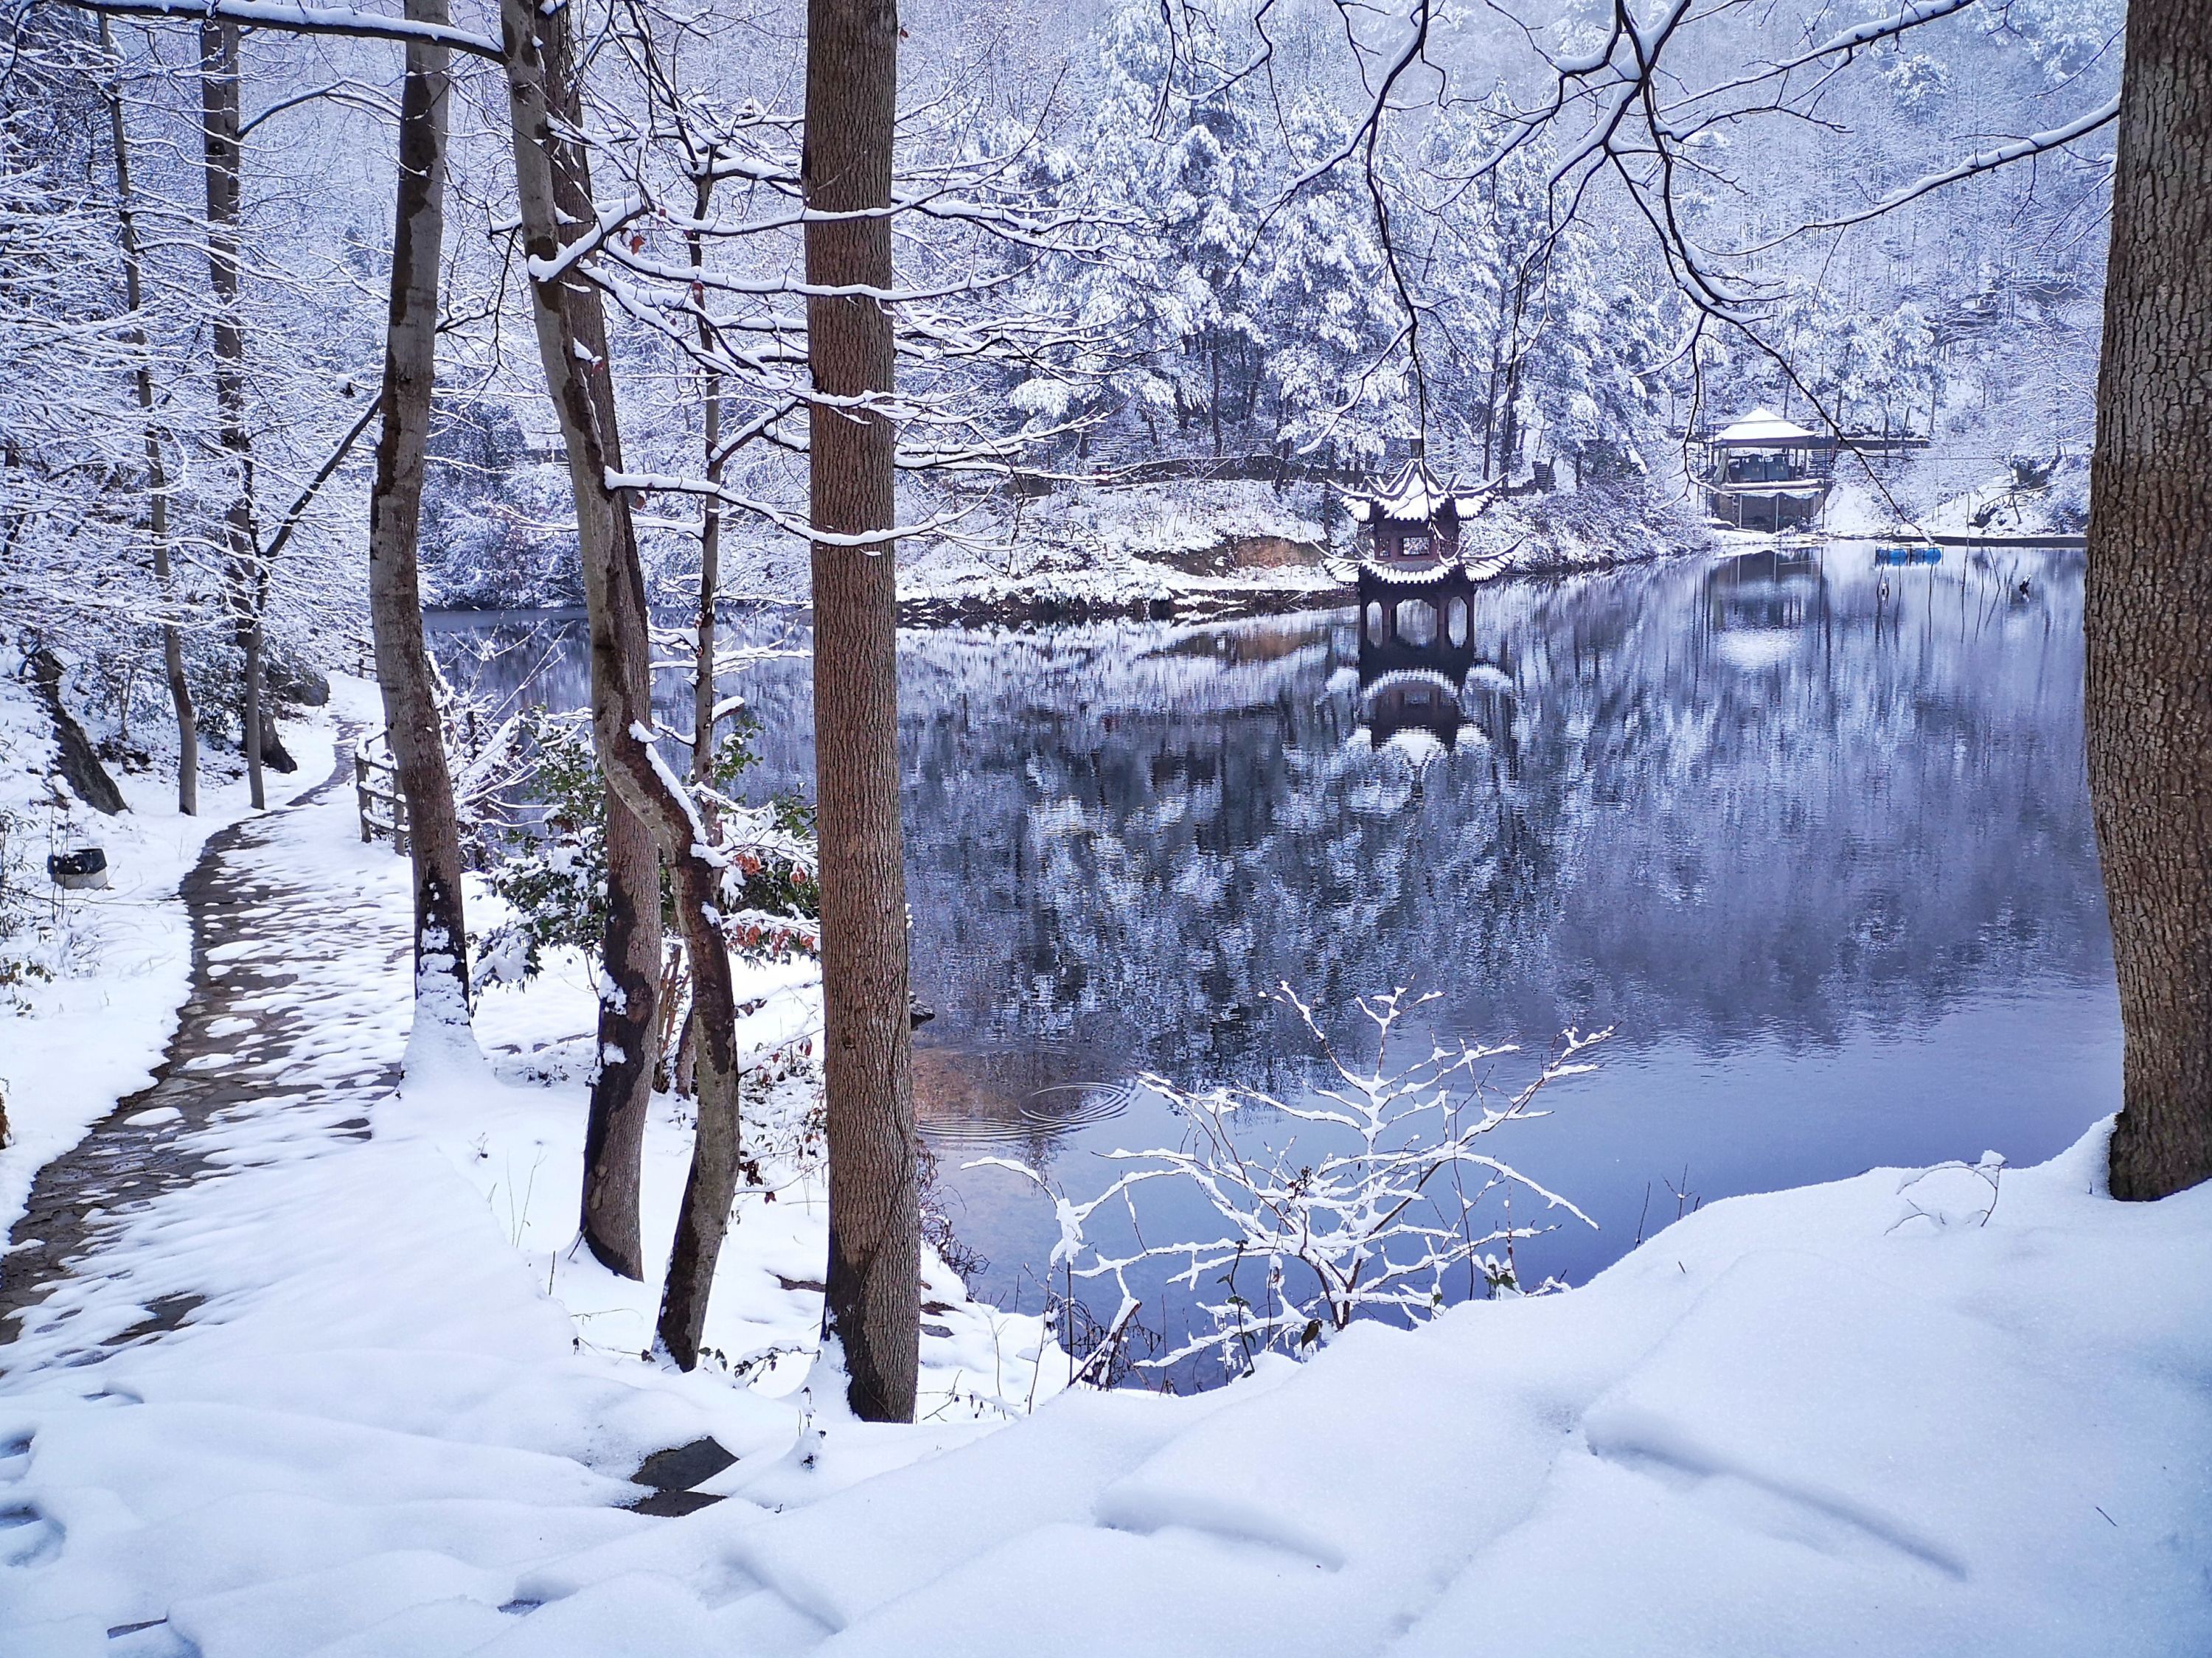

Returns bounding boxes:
[1710,407,1822,447]
[1349,454,1484,524]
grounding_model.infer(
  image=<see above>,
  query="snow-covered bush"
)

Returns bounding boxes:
[474,707,819,989]
[982,986,1607,1383]
[0,805,52,1006]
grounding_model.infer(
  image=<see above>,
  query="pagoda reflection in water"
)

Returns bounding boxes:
[1353,587,1516,766]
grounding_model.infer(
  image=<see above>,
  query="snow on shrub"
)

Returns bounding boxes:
[474,705,818,989]
[978,985,1607,1384]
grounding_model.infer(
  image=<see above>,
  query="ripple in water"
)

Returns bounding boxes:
[917,1079,1138,1149]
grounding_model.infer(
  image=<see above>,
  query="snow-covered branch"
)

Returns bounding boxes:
[976,985,1608,1383]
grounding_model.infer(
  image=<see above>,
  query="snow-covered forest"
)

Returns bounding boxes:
[5,0,2118,638]
[4,0,2211,1653]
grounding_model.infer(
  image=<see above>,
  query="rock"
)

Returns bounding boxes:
[260,720,298,775]
[264,657,330,708]
[47,848,109,890]
[22,648,125,815]
[629,1436,737,1493]
[625,1489,725,1517]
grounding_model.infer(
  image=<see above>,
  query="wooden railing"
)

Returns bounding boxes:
[354,730,410,855]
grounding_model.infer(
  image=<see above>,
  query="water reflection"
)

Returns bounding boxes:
[434,546,2120,1320]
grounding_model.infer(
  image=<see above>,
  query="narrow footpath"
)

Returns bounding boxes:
[0,734,403,1367]
[0,724,849,1658]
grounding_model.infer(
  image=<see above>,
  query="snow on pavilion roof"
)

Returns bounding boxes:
[1349,455,1483,523]
[1360,666,1467,702]
[1710,407,1821,447]
[1712,478,1829,498]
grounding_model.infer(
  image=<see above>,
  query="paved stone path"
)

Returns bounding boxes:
[0,731,411,1376]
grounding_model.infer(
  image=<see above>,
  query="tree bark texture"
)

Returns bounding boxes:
[690,169,723,790]
[674,170,727,1129]
[198,18,263,809]
[493,1,662,1281]
[806,0,919,1424]
[103,21,197,817]
[582,789,661,1280]
[367,0,475,1035]
[2090,0,2212,1201]
[498,0,750,1344]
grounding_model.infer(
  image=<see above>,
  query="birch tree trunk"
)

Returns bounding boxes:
[366,0,474,1036]
[806,0,919,1423]
[498,0,751,1339]
[102,20,196,817]
[2089,0,2212,1201]
[198,17,263,809]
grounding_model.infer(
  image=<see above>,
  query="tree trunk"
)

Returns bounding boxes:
[2089,0,2212,1202]
[493,1,664,1281]
[102,21,196,816]
[198,17,262,809]
[806,0,919,1424]
[691,169,723,789]
[583,793,661,1279]
[367,0,476,1039]
[498,0,750,1340]
[1209,335,1223,456]
[677,170,726,1131]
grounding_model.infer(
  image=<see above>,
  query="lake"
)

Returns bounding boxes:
[431,543,2121,1373]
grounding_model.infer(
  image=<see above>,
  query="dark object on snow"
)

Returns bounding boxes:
[264,657,330,708]
[627,1488,724,1517]
[260,720,298,775]
[49,847,109,889]
[908,997,936,1028]
[22,647,126,815]
[625,1436,735,1513]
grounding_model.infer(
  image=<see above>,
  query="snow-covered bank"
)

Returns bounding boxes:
[1827,451,2093,546]
[0,656,338,1242]
[451,940,1060,1410]
[0,732,1064,1651]
[688,477,1712,626]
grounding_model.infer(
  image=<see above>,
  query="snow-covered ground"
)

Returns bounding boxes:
[0,658,333,1245]
[4,663,2208,1658]
[1827,454,2091,543]
[692,477,1711,620]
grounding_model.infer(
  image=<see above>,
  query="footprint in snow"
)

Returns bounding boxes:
[0,1504,63,1568]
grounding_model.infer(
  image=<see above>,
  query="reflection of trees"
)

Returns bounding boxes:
[872,551,2105,1098]
[437,553,2109,1129]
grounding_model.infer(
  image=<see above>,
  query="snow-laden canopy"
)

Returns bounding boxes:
[1711,408,1823,447]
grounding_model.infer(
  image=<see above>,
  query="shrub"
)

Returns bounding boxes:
[979,985,1606,1383]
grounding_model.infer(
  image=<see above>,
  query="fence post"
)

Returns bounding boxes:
[354,731,409,855]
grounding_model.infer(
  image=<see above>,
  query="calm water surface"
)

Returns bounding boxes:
[434,545,2121,1347]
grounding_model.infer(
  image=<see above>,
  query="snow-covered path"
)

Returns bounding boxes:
[0,733,401,1365]
[0,736,771,1654]
[1,722,2208,1657]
